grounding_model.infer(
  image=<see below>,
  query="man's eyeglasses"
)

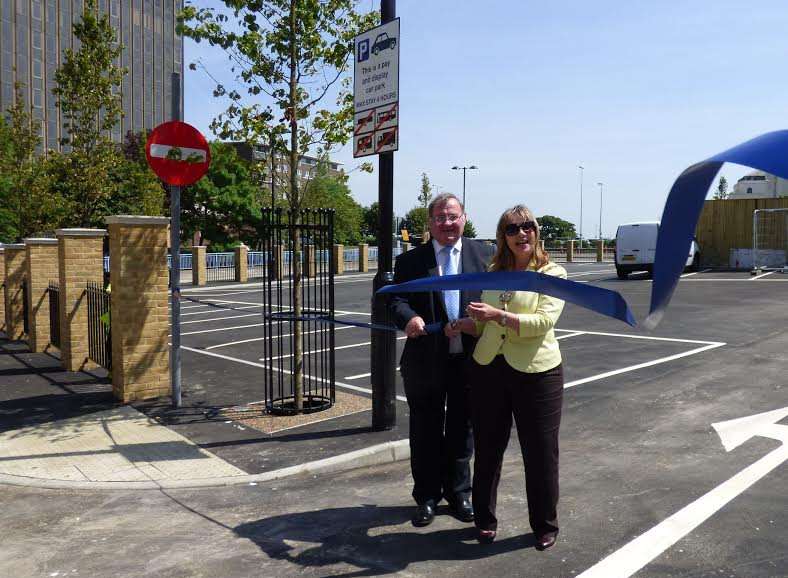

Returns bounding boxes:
[504,221,536,236]
[431,214,464,224]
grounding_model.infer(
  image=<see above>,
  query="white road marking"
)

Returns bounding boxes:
[750,271,775,280]
[181,305,261,317]
[680,271,698,278]
[180,312,260,325]
[578,408,788,578]
[567,269,614,277]
[564,342,725,389]
[555,328,722,346]
[556,331,585,340]
[204,325,356,349]
[344,369,400,380]
[179,323,264,336]
[263,336,407,361]
[180,346,406,401]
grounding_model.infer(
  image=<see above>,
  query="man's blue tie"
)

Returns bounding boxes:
[442,246,460,321]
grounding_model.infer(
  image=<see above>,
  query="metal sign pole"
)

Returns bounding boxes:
[371,0,397,431]
[171,72,182,408]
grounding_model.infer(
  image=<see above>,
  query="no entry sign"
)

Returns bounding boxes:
[145,121,211,186]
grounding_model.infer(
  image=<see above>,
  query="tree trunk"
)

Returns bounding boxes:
[289,0,303,412]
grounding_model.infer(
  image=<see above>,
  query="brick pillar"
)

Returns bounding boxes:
[566,240,574,263]
[192,245,207,286]
[596,239,604,262]
[304,244,316,278]
[271,244,284,280]
[234,244,248,283]
[57,229,105,371]
[358,243,369,273]
[3,244,26,340]
[402,242,411,252]
[24,239,59,352]
[332,244,344,275]
[0,247,5,335]
[106,216,170,403]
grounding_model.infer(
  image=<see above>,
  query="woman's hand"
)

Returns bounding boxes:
[444,317,477,338]
[466,302,503,323]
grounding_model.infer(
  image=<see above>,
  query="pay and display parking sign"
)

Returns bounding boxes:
[353,18,400,157]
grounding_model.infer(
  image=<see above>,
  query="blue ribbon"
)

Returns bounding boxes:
[645,130,788,328]
[379,270,637,327]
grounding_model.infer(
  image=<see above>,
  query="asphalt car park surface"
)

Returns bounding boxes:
[2,263,785,577]
[117,263,787,577]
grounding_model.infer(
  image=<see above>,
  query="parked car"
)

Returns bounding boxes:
[615,221,700,279]
[372,32,396,54]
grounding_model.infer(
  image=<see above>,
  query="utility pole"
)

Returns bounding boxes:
[578,165,584,243]
[597,182,604,239]
[370,0,397,430]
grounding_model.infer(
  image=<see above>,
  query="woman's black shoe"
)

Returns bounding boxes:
[535,531,558,550]
[477,529,496,544]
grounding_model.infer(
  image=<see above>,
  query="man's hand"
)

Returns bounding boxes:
[444,317,476,338]
[405,316,427,338]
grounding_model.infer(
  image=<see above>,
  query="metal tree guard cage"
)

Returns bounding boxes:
[262,208,335,415]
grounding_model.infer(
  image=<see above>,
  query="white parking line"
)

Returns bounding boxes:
[180,346,405,401]
[264,336,407,361]
[750,271,775,280]
[204,325,356,349]
[564,342,725,389]
[180,312,261,325]
[181,304,261,317]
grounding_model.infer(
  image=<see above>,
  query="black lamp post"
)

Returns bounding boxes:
[451,165,478,211]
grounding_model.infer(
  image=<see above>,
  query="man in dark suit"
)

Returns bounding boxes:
[391,192,495,527]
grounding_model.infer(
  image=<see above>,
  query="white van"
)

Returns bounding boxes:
[615,221,700,279]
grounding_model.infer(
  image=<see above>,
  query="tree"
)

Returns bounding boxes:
[463,219,477,238]
[714,176,729,200]
[181,142,263,250]
[538,215,576,241]
[0,83,60,241]
[180,1,377,410]
[303,159,363,244]
[361,202,379,244]
[405,206,429,238]
[418,172,432,209]
[111,131,167,218]
[51,0,126,227]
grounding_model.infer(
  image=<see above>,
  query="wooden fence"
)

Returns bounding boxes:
[695,198,788,266]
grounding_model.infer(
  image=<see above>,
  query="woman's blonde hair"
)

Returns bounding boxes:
[489,204,550,271]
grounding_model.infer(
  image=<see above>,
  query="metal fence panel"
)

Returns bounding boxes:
[262,208,335,414]
[86,281,112,370]
[48,281,60,348]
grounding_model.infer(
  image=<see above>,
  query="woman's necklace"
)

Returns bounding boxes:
[499,291,513,311]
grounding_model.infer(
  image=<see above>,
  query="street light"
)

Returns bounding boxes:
[578,165,584,242]
[597,182,604,239]
[451,165,478,211]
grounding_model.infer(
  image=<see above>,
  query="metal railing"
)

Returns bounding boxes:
[86,281,112,370]
[206,252,235,282]
[48,281,60,348]
[21,278,29,335]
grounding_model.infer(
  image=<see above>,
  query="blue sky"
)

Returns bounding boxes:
[184,0,788,238]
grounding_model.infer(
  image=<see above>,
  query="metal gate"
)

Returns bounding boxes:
[262,208,335,414]
[48,281,60,348]
[86,281,112,370]
[21,278,29,335]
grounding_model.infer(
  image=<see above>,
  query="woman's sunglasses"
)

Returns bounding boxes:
[504,221,536,236]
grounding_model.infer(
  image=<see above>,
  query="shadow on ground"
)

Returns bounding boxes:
[234,505,535,577]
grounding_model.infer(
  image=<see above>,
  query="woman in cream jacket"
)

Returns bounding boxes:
[445,205,566,548]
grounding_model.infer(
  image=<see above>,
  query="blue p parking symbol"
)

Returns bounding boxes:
[358,39,370,62]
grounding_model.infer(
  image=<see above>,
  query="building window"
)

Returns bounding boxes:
[747,187,753,194]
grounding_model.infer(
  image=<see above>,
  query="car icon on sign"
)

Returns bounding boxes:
[372,32,396,55]
[377,130,396,148]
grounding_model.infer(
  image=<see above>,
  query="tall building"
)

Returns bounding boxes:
[0,0,183,152]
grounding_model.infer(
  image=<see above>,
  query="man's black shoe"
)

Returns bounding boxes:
[448,498,474,522]
[412,500,436,527]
